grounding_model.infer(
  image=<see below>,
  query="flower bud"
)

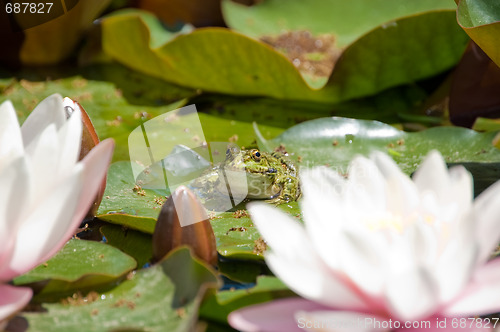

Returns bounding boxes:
[152,186,217,265]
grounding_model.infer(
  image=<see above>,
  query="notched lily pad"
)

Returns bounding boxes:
[100,8,468,103]
[13,239,137,302]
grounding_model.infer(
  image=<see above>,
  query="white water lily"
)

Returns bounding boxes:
[0,94,114,324]
[230,151,500,331]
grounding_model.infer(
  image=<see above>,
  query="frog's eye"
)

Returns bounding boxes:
[251,150,261,161]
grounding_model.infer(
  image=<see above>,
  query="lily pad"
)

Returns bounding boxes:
[457,0,500,68]
[18,247,220,332]
[256,116,500,184]
[97,161,163,233]
[13,239,137,302]
[0,64,193,162]
[211,203,301,260]
[222,0,457,47]
[100,9,468,103]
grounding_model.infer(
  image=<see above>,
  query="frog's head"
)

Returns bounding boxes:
[224,148,277,174]
[223,148,281,199]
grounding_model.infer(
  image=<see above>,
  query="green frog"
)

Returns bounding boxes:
[190,147,301,205]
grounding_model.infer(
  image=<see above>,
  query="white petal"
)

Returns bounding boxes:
[24,124,60,204]
[294,310,392,332]
[21,94,65,148]
[345,156,386,213]
[385,266,439,321]
[434,237,478,303]
[0,100,23,172]
[442,259,500,316]
[300,167,345,270]
[55,107,82,177]
[5,164,83,277]
[336,228,388,296]
[43,139,114,259]
[413,150,449,202]
[249,203,369,310]
[405,221,439,267]
[447,165,473,214]
[370,151,403,180]
[0,157,31,264]
[470,180,500,263]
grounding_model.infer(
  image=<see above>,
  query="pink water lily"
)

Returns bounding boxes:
[230,151,500,331]
[0,94,114,324]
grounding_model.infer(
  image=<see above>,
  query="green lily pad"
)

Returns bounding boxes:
[100,225,153,268]
[18,247,220,332]
[457,0,500,68]
[200,276,295,324]
[13,239,136,302]
[100,9,468,103]
[211,203,301,260]
[222,0,456,47]
[256,116,500,176]
[0,64,193,162]
[97,161,163,233]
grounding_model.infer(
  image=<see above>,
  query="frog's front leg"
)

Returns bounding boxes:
[266,176,300,204]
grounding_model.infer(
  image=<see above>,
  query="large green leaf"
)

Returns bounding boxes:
[457,0,500,68]
[257,117,500,173]
[222,0,456,47]
[13,239,136,302]
[18,247,220,332]
[0,64,193,162]
[100,9,468,103]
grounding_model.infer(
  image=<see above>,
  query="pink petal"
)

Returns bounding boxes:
[21,94,65,148]
[442,258,500,316]
[0,284,32,322]
[40,139,114,263]
[228,298,328,332]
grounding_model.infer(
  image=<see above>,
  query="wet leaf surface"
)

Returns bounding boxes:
[13,239,137,302]
[15,247,219,332]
